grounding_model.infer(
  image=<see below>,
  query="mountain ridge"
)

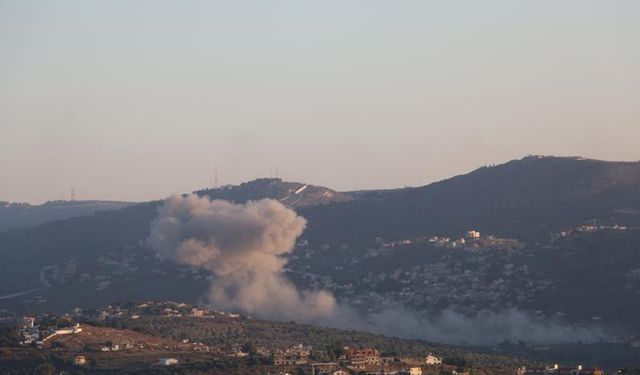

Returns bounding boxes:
[300,155,640,243]
[1,155,640,325]
[0,199,133,233]
[194,177,352,208]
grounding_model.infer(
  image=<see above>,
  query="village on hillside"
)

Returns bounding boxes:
[0,300,613,375]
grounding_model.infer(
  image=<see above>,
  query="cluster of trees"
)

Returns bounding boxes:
[0,352,78,375]
[0,325,20,347]
[618,368,640,375]
[113,315,526,368]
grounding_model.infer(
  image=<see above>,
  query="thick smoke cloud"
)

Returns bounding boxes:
[146,195,336,321]
[147,195,613,345]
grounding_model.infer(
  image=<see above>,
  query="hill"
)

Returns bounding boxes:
[2,155,640,350]
[301,156,640,243]
[0,200,133,233]
[0,179,353,299]
[0,179,349,293]
[195,178,352,208]
[0,301,533,374]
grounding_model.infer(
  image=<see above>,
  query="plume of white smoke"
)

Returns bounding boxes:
[146,195,336,321]
[146,195,614,345]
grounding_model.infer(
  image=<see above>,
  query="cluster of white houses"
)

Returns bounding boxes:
[517,364,605,375]
[274,345,444,375]
[381,230,483,250]
[18,316,82,346]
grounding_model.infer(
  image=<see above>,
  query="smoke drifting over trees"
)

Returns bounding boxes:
[354,308,612,345]
[146,195,336,321]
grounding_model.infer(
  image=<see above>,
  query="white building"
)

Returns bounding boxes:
[191,308,205,317]
[408,367,422,375]
[425,353,442,365]
[159,357,178,366]
[55,323,83,335]
[23,316,36,328]
[465,230,481,239]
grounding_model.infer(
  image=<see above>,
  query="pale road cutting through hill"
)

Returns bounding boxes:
[0,288,42,300]
[0,264,55,300]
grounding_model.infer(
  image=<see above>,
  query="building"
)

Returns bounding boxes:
[19,327,40,345]
[465,230,481,239]
[521,364,605,375]
[347,348,382,367]
[274,353,309,366]
[73,356,87,366]
[274,344,312,366]
[256,346,272,357]
[54,323,83,335]
[310,362,338,374]
[425,353,442,365]
[332,370,349,375]
[23,316,36,329]
[159,357,179,366]
[190,308,204,317]
[408,367,423,375]
[347,351,382,371]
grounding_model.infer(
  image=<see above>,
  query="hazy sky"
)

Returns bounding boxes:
[1,1,639,203]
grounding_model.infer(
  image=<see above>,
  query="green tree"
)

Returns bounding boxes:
[36,362,55,375]
[242,341,256,355]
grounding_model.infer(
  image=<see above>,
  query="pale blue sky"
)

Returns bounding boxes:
[1,1,639,203]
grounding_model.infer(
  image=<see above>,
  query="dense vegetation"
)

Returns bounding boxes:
[116,315,529,368]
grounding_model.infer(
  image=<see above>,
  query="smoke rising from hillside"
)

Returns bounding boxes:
[146,195,336,321]
[147,195,612,345]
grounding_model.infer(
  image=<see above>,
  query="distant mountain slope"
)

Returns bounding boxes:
[2,156,640,324]
[0,179,352,296]
[0,200,133,233]
[523,228,640,324]
[302,156,640,243]
[195,178,352,208]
